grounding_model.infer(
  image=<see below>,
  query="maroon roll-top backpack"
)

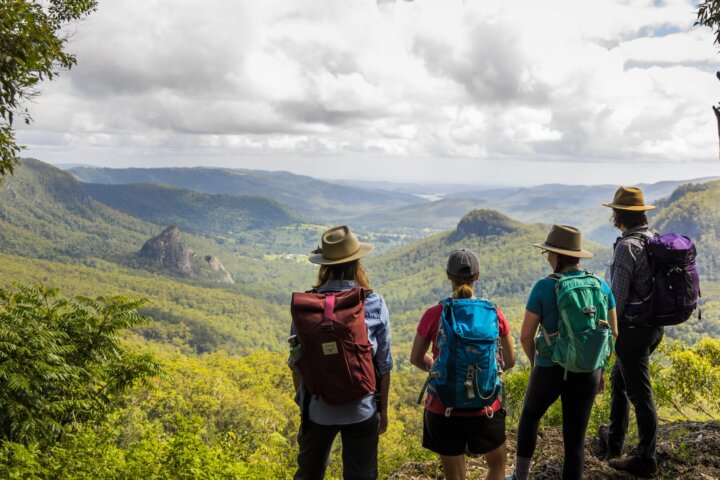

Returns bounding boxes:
[291,287,376,405]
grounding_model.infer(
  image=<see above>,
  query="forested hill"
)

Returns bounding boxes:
[368,209,611,342]
[68,165,422,219]
[652,179,720,279]
[83,182,302,235]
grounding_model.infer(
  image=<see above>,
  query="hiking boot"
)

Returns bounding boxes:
[609,455,657,477]
[596,424,620,459]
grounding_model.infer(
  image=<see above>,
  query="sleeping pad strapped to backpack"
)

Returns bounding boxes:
[290,287,376,405]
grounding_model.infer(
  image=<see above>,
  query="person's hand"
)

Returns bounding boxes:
[424,354,433,372]
[378,411,388,435]
[597,372,606,395]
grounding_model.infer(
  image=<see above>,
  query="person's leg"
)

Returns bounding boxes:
[513,366,563,480]
[339,413,380,480]
[295,420,339,480]
[560,369,601,480]
[616,326,663,459]
[607,357,629,456]
[483,443,506,480]
[439,455,466,480]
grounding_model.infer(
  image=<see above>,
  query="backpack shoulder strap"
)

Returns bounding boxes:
[548,273,563,281]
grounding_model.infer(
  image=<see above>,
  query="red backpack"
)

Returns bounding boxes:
[291,287,376,405]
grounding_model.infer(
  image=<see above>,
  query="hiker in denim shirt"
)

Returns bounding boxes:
[597,187,663,478]
[288,226,392,480]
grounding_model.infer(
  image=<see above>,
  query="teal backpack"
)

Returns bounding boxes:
[536,272,613,378]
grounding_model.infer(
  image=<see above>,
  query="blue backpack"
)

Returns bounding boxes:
[420,298,502,413]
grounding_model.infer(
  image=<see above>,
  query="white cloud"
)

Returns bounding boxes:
[15,0,720,184]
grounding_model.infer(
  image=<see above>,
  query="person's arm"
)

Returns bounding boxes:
[292,372,301,392]
[520,310,541,368]
[500,334,515,370]
[410,333,433,371]
[373,295,393,435]
[608,307,618,339]
[609,242,635,319]
[377,371,391,435]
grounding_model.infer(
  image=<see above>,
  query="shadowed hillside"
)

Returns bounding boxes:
[69,165,422,220]
[83,182,302,234]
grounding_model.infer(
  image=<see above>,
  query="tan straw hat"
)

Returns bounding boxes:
[602,186,656,211]
[308,225,374,265]
[532,224,593,259]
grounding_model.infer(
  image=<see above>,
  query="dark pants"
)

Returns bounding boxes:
[516,365,601,480]
[294,414,379,480]
[609,324,664,459]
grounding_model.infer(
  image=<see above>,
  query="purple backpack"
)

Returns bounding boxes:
[644,233,701,326]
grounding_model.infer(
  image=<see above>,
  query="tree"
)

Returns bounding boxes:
[0,0,96,176]
[0,284,162,445]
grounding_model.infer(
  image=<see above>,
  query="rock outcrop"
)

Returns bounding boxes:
[139,225,195,277]
[388,421,720,479]
[203,255,234,284]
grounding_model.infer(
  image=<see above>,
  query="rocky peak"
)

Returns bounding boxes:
[204,255,234,284]
[139,225,195,277]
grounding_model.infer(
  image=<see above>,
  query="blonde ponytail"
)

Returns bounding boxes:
[448,273,479,299]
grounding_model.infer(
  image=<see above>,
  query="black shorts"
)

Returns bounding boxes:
[422,408,506,456]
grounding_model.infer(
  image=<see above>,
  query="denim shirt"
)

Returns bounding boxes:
[288,280,393,425]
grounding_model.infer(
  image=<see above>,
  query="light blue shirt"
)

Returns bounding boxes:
[288,280,393,425]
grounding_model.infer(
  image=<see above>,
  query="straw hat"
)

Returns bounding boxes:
[532,224,593,259]
[308,225,374,265]
[602,186,656,211]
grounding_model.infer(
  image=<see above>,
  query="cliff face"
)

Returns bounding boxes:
[203,255,234,284]
[388,421,720,479]
[139,225,195,277]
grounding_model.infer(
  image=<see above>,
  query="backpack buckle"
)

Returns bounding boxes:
[583,306,597,318]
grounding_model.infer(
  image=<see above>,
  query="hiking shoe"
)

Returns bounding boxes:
[596,424,620,459]
[609,455,657,477]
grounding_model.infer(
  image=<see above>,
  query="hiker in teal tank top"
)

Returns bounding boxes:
[507,225,617,480]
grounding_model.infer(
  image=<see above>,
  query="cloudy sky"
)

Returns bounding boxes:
[16,0,720,186]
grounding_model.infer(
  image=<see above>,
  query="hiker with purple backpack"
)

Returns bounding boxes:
[288,225,392,480]
[597,186,700,477]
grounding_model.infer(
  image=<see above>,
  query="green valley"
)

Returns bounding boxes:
[1,158,720,479]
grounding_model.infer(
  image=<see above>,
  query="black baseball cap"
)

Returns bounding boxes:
[446,249,479,278]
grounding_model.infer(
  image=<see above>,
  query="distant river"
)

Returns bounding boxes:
[413,193,445,202]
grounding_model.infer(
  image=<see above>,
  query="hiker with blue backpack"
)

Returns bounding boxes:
[596,187,700,477]
[288,225,393,480]
[411,249,516,480]
[507,225,617,480]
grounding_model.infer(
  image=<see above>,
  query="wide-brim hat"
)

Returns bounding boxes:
[308,225,374,265]
[532,224,593,259]
[602,186,656,211]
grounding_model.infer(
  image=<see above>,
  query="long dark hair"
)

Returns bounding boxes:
[313,260,371,289]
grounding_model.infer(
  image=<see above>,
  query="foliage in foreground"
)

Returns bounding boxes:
[0,284,161,445]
